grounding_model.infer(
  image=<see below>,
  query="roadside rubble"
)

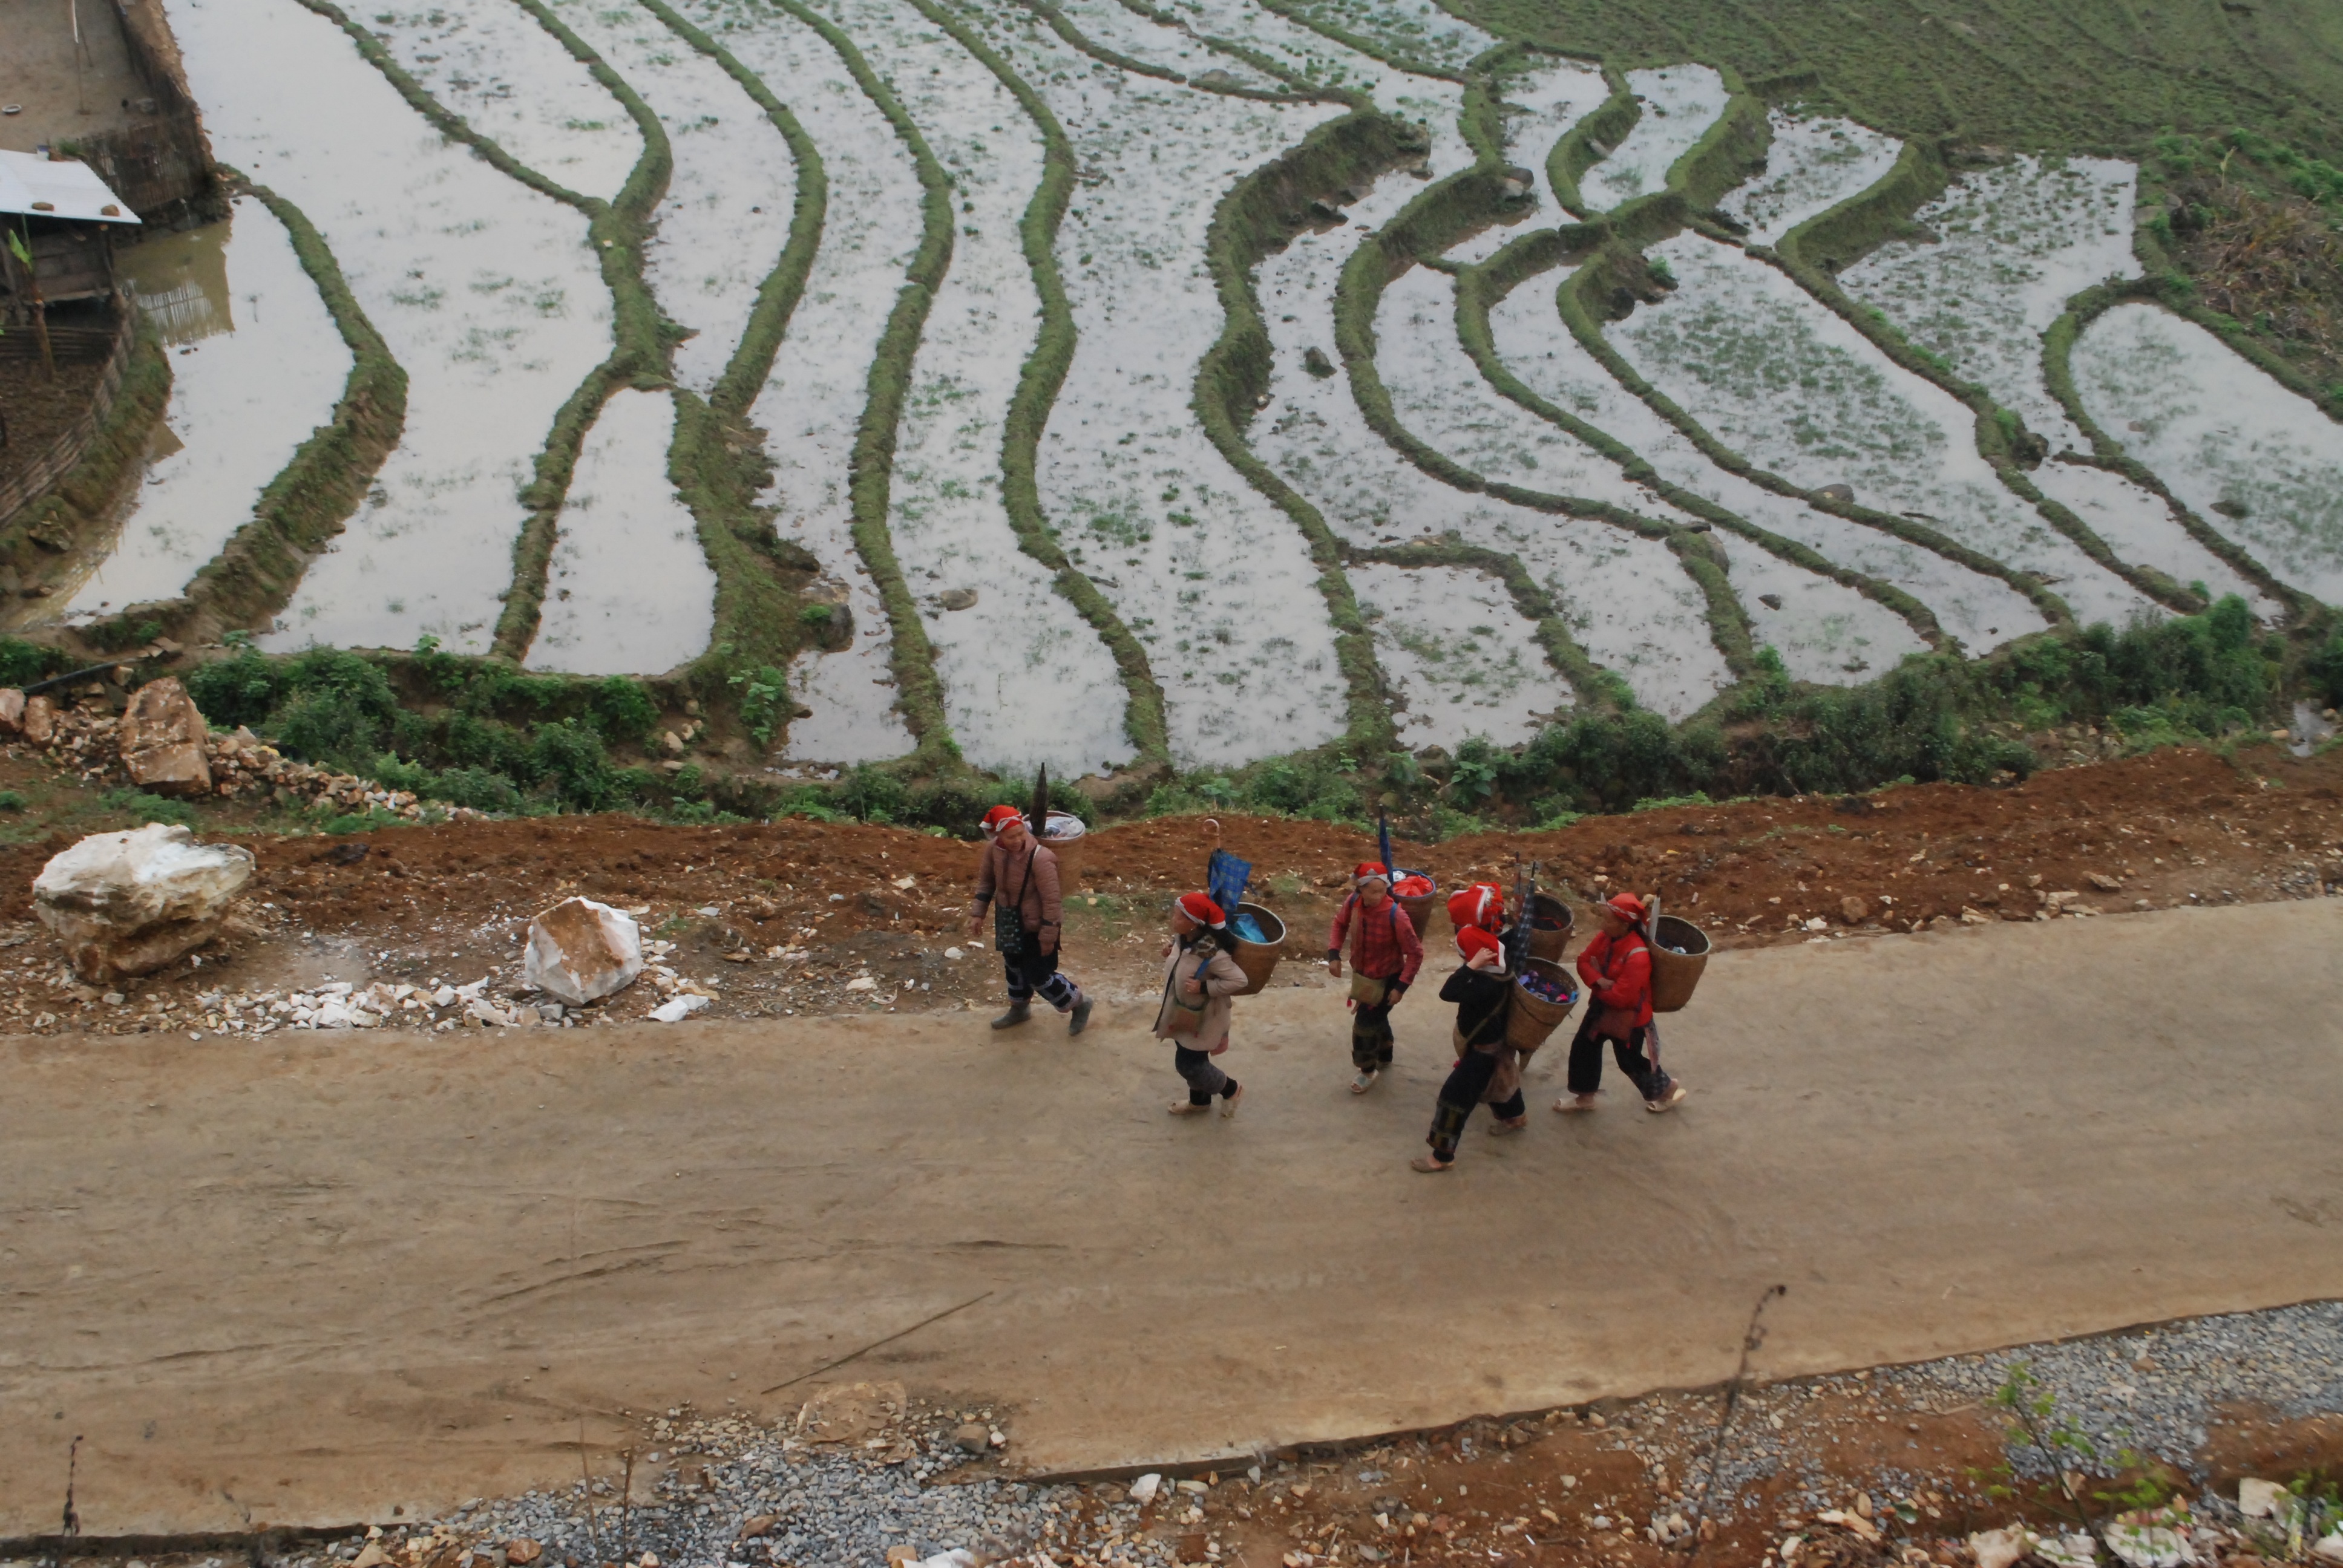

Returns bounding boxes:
[0,679,482,823]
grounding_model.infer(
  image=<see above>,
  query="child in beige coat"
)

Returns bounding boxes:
[1154,892,1249,1117]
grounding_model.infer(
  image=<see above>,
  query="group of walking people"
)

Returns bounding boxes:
[966,812,1685,1167]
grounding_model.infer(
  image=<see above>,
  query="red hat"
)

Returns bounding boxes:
[1604,892,1648,923]
[1447,883,1504,932]
[1174,891,1226,928]
[981,804,1025,835]
[1352,861,1391,883]
[1455,926,1503,963]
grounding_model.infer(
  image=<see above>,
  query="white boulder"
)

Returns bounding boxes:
[1967,1529,2033,1568]
[522,897,643,1005]
[34,823,254,981]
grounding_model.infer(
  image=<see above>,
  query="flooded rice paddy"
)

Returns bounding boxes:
[64,200,347,621]
[65,0,2330,774]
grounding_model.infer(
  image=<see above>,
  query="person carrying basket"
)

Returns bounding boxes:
[1412,916,1530,1172]
[1326,862,1423,1094]
[1154,892,1248,1117]
[1555,892,1687,1114]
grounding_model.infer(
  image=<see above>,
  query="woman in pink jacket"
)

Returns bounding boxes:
[1154,892,1248,1117]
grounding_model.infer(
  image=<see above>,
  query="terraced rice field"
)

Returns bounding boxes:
[68,0,2338,775]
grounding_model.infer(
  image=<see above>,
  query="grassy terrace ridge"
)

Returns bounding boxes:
[1455,229,1952,660]
[1326,46,1761,690]
[76,176,408,655]
[2135,136,2343,425]
[908,0,1172,767]
[280,0,680,665]
[0,330,169,623]
[1346,540,1629,713]
[1108,0,1368,108]
[1440,0,2343,163]
[489,0,678,664]
[1545,63,1633,218]
[1541,112,2085,642]
[637,0,853,694]
[1194,108,1424,756]
[761,0,960,768]
[2040,278,2327,638]
[1760,141,2208,621]
[1014,0,1328,106]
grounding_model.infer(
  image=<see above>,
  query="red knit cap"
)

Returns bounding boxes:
[981,804,1024,834]
[1455,926,1503,962]
[1352,861,1391,883]
[1447,883,1503,932]
[1604,892,1648,923]
[1173,891,1226,928]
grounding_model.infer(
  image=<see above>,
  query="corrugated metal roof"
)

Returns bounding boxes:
[0,150,142,223]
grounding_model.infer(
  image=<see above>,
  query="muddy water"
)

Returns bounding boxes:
[1484,276,2050,653]
[1253,178,1732,719]
[552,0,796,395]
[166,0,612,655]
[2073,302,2343,605]
[43,201,347,622]
[1618,232,2161,632]
[1021,25,1349,766]
[1351,560,1555,749]
[683,0,917,764]
[1577,65,1727,211]
[526,388,716,675]
[818,0,1131,776]
[367,0,642,201]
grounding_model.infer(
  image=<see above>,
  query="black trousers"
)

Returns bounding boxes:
[1565,1010,1671,1100]
[1427,1049,1524,1159]
[1351,991,1398,1070]
[1174,1045,1238,1105]
[1002,944,1080,1010]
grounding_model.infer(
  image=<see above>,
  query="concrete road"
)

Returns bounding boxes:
[5,900,2341,1534]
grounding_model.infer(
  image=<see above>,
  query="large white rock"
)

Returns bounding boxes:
[2238,1478,2287,1518]
[34,823,254,981]
[522,897,643,1005]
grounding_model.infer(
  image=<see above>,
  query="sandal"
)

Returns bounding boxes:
[1645,1083,1689,1114]
[1409,1154,1454,1174]
[1349,1069,1380,1095]
[1553,1094,1599,1114]
[1220,1084,1245,1118]
[1487,1116,1528,1137]
[1168,1100,1211,1116]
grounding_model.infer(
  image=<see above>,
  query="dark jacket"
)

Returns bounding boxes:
[1440,962,1512,1054]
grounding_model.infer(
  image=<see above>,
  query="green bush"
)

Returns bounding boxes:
[0,639,65,688]
[100,788,195,827]
[0,789,28,811]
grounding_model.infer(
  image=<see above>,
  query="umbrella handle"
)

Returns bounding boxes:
[1204,817,1222,850]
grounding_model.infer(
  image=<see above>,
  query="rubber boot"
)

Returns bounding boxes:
[1067,995,1094,1036]
[991,1001,1031,1030]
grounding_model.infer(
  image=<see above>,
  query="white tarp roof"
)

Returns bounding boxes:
[0,150,140,223]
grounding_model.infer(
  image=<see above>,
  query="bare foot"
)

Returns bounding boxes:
[1409,1154,1454,1173]
[1168,1100,1211,1116]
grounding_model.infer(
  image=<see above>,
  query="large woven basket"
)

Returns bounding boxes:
[1648,914,1711,1013]
[1228,901,1286,997]
[1504,956,1579,1051]
[1524,892,1574,962]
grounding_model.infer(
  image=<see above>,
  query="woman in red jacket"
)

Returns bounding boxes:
[1555,892,1687,1114]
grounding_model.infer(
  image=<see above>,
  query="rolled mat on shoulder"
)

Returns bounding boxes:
[1524,892,1573,962]
[1505,956,1579,1051]
[1648,913,1710,1013]
[1228,901,1286,997]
